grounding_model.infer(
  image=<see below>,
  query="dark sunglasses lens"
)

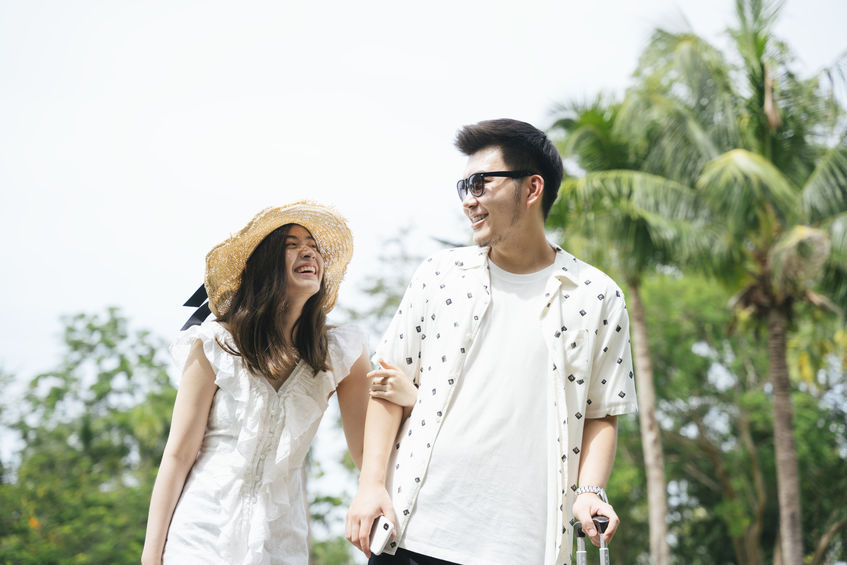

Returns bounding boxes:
[457,180,467,200]
[471,173,485,197]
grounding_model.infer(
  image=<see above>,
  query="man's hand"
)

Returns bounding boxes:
[345,481,397,557]
[572,492,620,547]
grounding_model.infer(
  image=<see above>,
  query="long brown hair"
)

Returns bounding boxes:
[218,224,330,379]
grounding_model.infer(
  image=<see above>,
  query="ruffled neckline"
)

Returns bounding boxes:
[258,360,309,395]
[207,321,314,394]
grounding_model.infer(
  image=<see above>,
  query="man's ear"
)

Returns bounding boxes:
[525,174,544,209]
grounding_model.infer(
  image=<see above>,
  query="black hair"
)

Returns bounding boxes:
[455,118,564,219]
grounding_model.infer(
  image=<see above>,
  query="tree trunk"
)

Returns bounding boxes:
[810,518,847,565]
[738,410,766,565]
[767,307,803,565]
[628,284,670,565]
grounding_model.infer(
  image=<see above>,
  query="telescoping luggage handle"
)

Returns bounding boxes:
[575,515,610,565]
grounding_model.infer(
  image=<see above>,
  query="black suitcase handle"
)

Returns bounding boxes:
[575,516,610,565]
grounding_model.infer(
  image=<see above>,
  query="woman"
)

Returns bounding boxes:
[143,201,389,564]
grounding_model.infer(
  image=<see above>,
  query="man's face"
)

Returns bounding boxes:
[460,146,525,249]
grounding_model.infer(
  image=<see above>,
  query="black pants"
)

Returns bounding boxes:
[369,547,462,565]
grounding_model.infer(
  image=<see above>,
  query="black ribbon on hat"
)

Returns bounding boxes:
[181,285,212,330]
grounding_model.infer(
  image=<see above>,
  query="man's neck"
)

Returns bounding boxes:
[488,231,555,274]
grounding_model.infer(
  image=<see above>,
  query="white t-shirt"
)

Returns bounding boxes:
[401,261,554,565]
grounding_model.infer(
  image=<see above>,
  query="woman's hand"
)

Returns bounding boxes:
[368,359,417,407]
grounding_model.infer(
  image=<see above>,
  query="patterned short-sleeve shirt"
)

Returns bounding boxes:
[374,245,638,565]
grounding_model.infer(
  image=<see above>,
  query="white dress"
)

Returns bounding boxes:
[161,320,366,565]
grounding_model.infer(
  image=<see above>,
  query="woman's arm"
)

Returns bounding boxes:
[141,339,218,565]
[345,395,402,557]
[336,345,371,470]
[337,356,414,557]
[336,354,418,471]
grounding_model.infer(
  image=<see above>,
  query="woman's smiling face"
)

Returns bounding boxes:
[284,224,324,301]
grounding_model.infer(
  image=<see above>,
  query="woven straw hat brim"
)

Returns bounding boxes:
[204,201,353,317]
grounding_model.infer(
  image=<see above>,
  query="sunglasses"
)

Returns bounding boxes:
[456,170,537,200]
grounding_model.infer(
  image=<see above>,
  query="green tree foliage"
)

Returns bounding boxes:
[605,273,847,564]
[551,1,847,561]
[337,234,429,339]
[0,308,175,564]
[310,537,357,565]
[307,452,359,565]
[0,308,365,565]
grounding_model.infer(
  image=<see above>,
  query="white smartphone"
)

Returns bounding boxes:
[369,515,395,556]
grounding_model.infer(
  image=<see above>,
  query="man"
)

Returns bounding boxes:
[347,119,637,565]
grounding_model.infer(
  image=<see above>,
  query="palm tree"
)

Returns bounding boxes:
[548,98,699,565]
[555,0,847,562]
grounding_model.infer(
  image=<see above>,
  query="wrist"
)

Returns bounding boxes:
[574,485,608,503]
[575,491,603,506]
[357,472,386,489]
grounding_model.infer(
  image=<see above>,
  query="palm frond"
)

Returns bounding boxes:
[801,145,847,223]
[696,149,800,237]
[616,90,720,184]
[818,212,847,309]
[566,170,698,219]
[557,170,712,272]
[729,0,785,77]
[819,49,847,136]
[636,29,742,150]
[822,212,847,270]
[549,96,632,172]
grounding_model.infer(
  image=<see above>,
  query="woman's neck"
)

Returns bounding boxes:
[281,303,305,343]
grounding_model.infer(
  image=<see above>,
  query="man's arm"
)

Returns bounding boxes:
[345,396,402,557]
[574,280,637,546]
[572,415,619,547]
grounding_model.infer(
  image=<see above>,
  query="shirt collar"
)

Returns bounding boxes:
[464,244,582,286]
[460,247,489,270]
[549,245,582,286]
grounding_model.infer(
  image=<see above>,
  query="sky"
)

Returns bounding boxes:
[2,0,845,383]
[2,1,846,380]
[1,0,845,553]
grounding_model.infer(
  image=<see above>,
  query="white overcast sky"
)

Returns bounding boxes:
[1,0,845,382]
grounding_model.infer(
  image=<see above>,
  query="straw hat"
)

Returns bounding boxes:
[205,201,353,317]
